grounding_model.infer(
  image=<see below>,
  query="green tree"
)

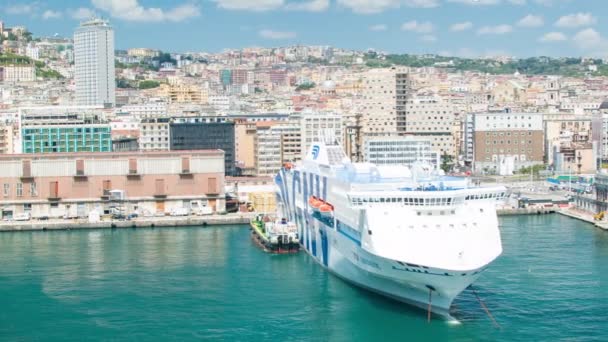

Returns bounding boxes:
[440,153,454,173]
[295,82,315,91]
[138,80,160,90]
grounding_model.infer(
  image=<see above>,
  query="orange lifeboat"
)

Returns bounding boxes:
[309,196,322,210]
[319,203,334,217]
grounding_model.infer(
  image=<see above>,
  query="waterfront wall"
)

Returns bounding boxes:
[0,213,256,232]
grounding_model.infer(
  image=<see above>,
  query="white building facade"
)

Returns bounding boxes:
[363,136,440,169]
[296,111,343,158]
[0,65,36,83]
[74,18,116,106]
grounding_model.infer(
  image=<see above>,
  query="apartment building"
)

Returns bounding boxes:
[0,150,225,220]
[359,68,400,135]
[544,114,592,165]
[159,84,203,104]
[295,111,343,158]
[0,65,36,82]
[402,97,458,156]
[127,48,160,58]
[139,118,170,151]
[254,122,301,176]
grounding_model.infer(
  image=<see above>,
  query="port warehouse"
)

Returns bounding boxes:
[0,150,226,220]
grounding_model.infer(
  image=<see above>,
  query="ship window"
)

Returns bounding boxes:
[480,208,484,213]
[417,212,421,216]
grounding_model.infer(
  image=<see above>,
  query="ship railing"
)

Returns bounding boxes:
[347,187,507,208]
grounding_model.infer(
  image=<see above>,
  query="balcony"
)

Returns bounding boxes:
[74,169,88,180]
[127,169,141,179]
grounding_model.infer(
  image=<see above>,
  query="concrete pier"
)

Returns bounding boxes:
[497,207,556,216]
[0,213,256,232]
[558,208,608,231]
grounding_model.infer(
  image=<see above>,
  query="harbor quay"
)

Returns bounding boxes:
[0,212,256,232]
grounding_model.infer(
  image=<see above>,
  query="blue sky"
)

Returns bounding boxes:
[2,0,607,57]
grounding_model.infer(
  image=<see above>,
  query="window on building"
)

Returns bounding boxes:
[30,183,38,197]
[3,184,9,197]
[16,183,23,197]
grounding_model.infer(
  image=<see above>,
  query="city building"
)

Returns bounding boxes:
[359,68,401,135]
[139,118,170,151]
[234,120,257,176]
[254,122,301,176]
[295,111,343,158]
[159,84,203,104]
[112,136,139,152]
[544,114,592,166]
[22,124,112,153]
[0,150,225,220]
[74,18,116,106]
[0,65,36,83]
[170,117,236,176]
[363,136,439,169]
[402,96,458,156]
[0,123,10,154]
[127,48,160,58]
[472,112,545,174]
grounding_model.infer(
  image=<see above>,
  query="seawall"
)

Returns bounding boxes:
[0,213,256,232]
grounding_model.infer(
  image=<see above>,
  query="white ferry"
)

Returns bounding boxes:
[275,142,506,316]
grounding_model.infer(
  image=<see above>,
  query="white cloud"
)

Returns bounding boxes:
[214,0,284,11]
[5,4,36,14]
[403,0,440,8]
[92,0,200,22]
[285,0,330,12]
[539,31,567,42]
[508,0,526,4]
[259,29,297,39]
[572,28,602,50]
[369,24,388,31]
[401,20,434,33]
[336,0,400,14]
[215,0,330,12]
[336,0,438,14]
[534,0,571,6]
[450,21,473,32]
[517,14,543,28]
[477,24,513,35]
[447,0,500,5]
[555,13,596,28]
[420,34,437,42]
[42,10,62,19]
[70,8,95,20]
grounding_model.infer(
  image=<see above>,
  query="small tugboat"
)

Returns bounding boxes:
[250,213,300,254]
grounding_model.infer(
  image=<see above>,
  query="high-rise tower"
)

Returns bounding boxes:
[74,18,115,106]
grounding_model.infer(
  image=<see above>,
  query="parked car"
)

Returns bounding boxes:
[14,213,32,221]
[38,216,49,221]
[170,207,189,217]
[112,213,126,220]
[127,213,139,220]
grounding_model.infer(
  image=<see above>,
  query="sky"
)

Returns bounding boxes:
[1,0,608,58]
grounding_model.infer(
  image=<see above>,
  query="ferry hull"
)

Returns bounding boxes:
[299,215,482,316]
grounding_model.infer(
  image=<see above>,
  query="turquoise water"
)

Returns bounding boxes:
[1,215,607,341]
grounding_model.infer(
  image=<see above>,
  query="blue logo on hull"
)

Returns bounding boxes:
[312,145,320,160]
